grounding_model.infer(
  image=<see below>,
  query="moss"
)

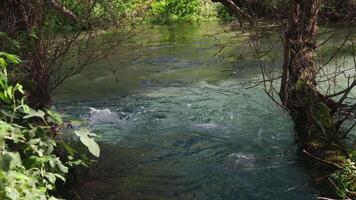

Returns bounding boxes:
[311,102,335,131]
[295,80,314,102]
[302,136,356,198]
[309,141,324,149]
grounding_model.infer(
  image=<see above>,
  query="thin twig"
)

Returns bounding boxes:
[302,150,343,170]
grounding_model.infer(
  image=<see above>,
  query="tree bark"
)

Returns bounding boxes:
[213,0,355,197]
[281,0,322,143]
[280,1,350,168]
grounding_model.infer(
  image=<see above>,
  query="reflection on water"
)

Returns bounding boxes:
[55,22,323,199]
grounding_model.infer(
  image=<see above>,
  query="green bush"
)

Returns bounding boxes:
[150,0,199,23]
[45,0,142,32]
[331,159,356,198]
[149,0,233,23]
[0,52,99,199]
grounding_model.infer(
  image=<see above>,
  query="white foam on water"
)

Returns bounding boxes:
[89,107,118,124]
[192,123,219,130]
[227,153,256,168]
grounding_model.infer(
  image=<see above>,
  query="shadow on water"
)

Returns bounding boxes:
[54,22,328,199]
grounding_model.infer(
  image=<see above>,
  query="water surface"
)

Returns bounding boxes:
[55,22,327,200]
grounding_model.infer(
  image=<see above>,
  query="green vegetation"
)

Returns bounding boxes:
[149,0,233,23]
[331,159,356,198]
[0,52,99,199]
[140,0,353,23]
[1,0,355,199]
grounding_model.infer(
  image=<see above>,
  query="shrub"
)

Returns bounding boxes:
[0,52,99,199]
[149,0,232,23]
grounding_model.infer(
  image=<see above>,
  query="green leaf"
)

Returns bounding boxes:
[23,108,45,119]
[0,58,6,67]
[15,83,24,94]
[0,52,21,64]
[0,120,13,134]
[54,173,66,182]
[6,128,25,143]
[46,173,56,184]
[0,152,22,171]
[22,104,30,114]
[75,128,100,157]
[47,110,63,124]
[62,141,77,156]
[55,158,68,173]
[1,109,18,118]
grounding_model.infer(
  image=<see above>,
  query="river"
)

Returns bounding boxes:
[53,22,354,200]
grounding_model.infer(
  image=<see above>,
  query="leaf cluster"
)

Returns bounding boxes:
[0,52,99,199]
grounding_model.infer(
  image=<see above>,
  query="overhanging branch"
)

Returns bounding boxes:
[212,0,254,25]
[48,0,76,21]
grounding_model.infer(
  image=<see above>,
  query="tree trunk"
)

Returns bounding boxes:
[212,0,354,197]
[282,0,321,143]
[280,1,349,164]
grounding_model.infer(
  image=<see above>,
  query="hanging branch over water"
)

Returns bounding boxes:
[0,0,154,108]
[211,0,254,25]
[48,0,77,21]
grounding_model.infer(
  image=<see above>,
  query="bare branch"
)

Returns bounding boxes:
[48,0,77,21]
[326,80,356,98]
[212,0,254,25]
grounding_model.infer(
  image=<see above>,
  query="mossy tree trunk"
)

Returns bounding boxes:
[281,0,321,142]
[280,0,349,164]
[213,0,355,197]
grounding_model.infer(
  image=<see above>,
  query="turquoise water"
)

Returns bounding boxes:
[54,22,329,200]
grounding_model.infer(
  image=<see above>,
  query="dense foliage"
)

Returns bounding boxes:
[48,0,143,30]
[211,0,355,21]
[331,159,356,198]
[149,0,232,23]
[0,52,99,199]
[0,0,152,109]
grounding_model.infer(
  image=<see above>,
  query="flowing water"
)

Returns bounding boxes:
[53,22,354,200]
